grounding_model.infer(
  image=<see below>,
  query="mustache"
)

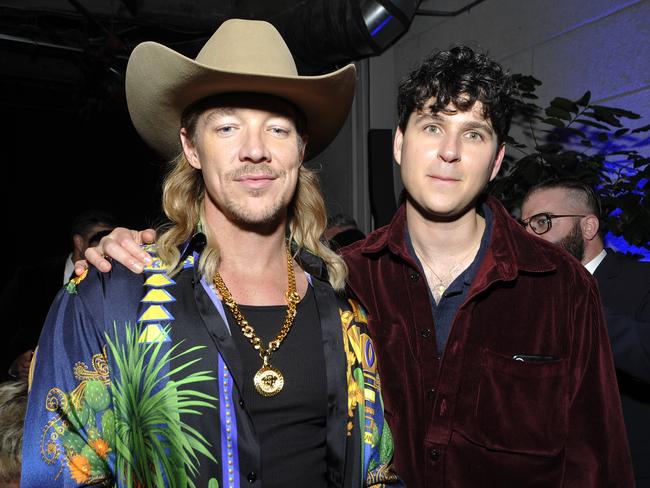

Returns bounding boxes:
[228,164,283,180]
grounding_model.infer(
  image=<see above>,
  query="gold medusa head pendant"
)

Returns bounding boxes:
[254,365,284,397]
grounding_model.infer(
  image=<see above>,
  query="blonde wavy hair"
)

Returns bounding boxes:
[0,380,28,483]
[156,101,348,291]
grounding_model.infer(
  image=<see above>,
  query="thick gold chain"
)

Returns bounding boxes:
[213,246,301,362]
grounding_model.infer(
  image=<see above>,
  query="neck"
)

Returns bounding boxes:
[406,201,485,262]
[582,239,605,265]
[204,205,307,305]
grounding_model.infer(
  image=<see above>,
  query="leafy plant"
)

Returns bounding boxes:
[105,323,217,488]
[489,74,650,248]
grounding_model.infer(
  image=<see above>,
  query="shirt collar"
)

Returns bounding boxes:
[584,248,607,275]
[63,252,75,284]
[404,203,493,290]
[356,195,558,277]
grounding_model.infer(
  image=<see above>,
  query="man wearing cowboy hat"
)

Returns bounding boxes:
[21,19,399,488]
[86,45,633,487]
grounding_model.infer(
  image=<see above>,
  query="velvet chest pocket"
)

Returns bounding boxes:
[473,348,568,457]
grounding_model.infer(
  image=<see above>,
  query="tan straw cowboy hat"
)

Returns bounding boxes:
[125,18,356,160]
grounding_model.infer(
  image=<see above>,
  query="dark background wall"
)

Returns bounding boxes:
[1,83,165,283]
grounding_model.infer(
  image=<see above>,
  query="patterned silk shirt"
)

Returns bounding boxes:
[21,241,401,488]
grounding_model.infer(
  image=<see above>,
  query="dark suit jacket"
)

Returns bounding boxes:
[0,256,67,380]
[594,250,650,486]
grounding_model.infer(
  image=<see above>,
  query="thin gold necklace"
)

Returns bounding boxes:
[213,246,301,397]
[414,238,481,302]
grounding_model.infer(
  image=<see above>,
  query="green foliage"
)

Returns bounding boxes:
[85,380,111,412]
[105,323,218,488]
[101,410,115,444]
[378,421,394,463]
[66,397,91,431]
[81,444,109,477]
[61,428,86,453]
[489,75,650,247]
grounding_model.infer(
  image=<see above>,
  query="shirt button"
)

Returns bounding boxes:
[421,328,432,338]
[409,271,419,281]
[429,449,440,462]
[247,472,257,483]
[426,388,436,400]
[239,399,245,408]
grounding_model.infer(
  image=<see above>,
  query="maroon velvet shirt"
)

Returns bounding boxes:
[342,197,633,488]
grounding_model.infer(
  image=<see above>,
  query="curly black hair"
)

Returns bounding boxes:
[397,45,514,144]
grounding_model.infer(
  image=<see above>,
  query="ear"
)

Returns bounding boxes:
[72,234,85,254]
[581,215,600,241]
[180,128,201,170]
[393,127,404,166]
[488,143,506,181]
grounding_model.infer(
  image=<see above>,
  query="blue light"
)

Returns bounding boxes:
[371,14,393,37]
[605,232,650,261]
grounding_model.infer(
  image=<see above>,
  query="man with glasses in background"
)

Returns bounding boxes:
[522,177,650,488]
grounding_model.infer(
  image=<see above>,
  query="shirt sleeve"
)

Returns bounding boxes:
[340,298,403,487]
[563,280,634,487]
[21,282,115,487]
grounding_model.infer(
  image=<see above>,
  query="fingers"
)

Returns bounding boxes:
[74,259,89,277]
[141,228,157,244]
[85,227,153,274]
[85,246,113,273]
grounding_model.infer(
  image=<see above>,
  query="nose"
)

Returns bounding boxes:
[239,128,272,163]
[438,134,460,163]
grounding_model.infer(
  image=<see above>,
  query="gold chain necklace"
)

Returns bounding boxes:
[213,246,301,397]
[414,238,481,302]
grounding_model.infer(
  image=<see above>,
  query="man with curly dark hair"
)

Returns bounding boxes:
[343,46,632,487]
[83,46,633,487]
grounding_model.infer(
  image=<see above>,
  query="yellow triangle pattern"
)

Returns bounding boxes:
[139,304,173,323]
[138,324,170,343]
[144,273,175,288]
[142,289,175,303]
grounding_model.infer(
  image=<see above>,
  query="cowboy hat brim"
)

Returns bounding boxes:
[126,41,356,160]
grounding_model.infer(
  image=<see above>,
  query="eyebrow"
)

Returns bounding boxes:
[203,107,296,125]
[203,107,236,123]
[461,120,495,137]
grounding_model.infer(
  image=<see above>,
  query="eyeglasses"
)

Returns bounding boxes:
[519,213,585,235]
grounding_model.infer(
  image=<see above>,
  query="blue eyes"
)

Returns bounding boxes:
[423,126,483,140]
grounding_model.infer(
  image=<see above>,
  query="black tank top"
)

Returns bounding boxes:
[227,285,328,488]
